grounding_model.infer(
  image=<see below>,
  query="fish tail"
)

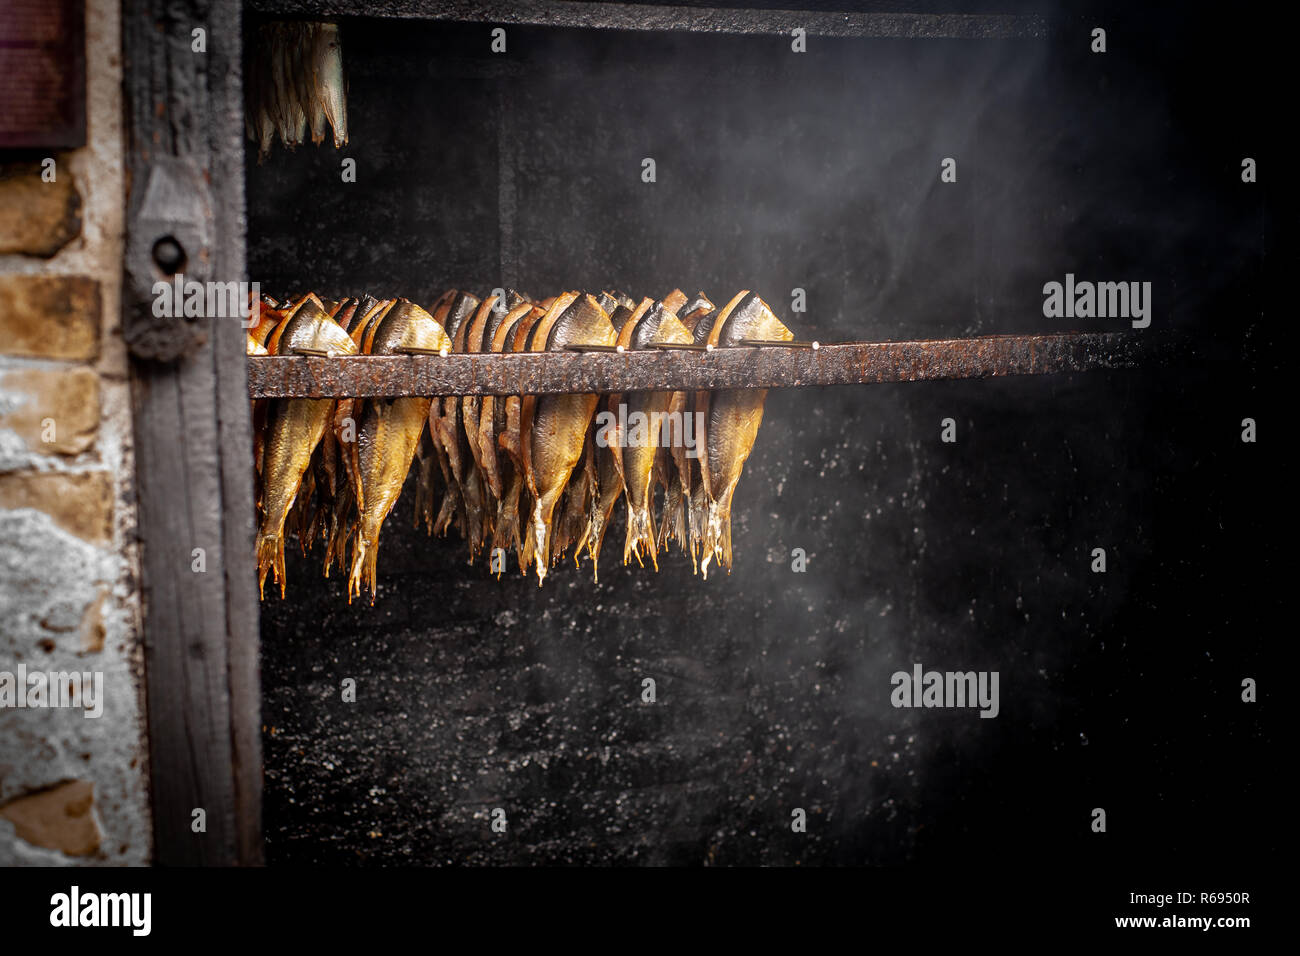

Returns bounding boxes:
[495,504,519,555]
[582,508,604,572]
[659,484,687,553]
[623,505,657,570]
[531,497,549,585]
[704,490,737,575]
[687,484,708,575]
[256,531,285,599]
[347,534,381,605]
[346,539,363,603]
[434,484,459,537]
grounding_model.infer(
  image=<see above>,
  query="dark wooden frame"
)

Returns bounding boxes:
[123,0,261,865]
[118,0,1058,867]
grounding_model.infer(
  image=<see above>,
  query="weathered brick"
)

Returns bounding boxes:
[0,471,113,543]
[0,780,101,857]
[0,161,82,257]
[0,275,101,361]
[80,586,109,654]
[0,367,100,454]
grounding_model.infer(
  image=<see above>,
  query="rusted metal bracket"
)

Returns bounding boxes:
[123,158,214,361]
[247,331,1171,398]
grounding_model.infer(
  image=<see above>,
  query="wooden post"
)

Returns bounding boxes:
[122,0,262,865]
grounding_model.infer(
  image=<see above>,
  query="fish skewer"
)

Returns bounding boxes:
[250,286,794,596]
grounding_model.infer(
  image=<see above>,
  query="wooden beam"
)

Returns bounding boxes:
[248,1,1047,39]
[123,0,262,865]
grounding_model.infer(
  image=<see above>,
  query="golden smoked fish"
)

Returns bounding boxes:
[577,297,652,579]
[312,22,348,148]
[698,292,792,577]
[249,285,793,596]
[427,292,480,539]
[521,293,615,583]
[412,291,456,535]
[497,301,550,572]
[257,297,357,598]
[479,301,534,569]
[347,300,452,603]
[618,301,694,569]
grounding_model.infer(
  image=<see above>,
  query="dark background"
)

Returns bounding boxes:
[247,1,1276,868]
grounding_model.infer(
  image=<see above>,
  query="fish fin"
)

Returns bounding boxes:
[623,504,657,571]
[256,532,286,600]
[347,535,381,606]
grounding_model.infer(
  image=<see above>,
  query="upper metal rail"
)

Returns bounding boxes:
[246,1,1048,39]
[246,332,1167,398]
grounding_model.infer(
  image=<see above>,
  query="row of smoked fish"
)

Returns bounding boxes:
[247,288,794,603]
[245,21,348,161]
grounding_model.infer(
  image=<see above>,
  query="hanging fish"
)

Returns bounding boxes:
[312,21,348,148]
[432,292,488,557]
[478,301,535,570]
[256,296,357,598]
[346,300,452,603]
[521,293,615,583]
[497,300,551,573]
[697,292,792,577]
[576,297,651,579]
[619,300,695,569]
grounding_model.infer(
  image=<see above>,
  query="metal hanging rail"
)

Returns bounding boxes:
[246,331,1168,398]
[246,1,1048,39]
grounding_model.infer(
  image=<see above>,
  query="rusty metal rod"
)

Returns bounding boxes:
[246,332,1169,398]
[248,1,1048,40]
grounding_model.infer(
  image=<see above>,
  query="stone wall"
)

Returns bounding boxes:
[0,0,151,865]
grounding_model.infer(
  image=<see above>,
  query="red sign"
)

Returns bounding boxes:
[0,0,85,149]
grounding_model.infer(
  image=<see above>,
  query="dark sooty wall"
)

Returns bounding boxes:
[248,10,1275,866]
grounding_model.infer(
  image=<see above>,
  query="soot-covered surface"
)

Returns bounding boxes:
[250,7,1274,866]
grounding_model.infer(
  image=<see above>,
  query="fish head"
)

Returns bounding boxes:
[357,299,397,353]
[371,299,452,355]
[615,298,655,349]
[545,294,617,351]
[526,292,581,351]
[629,300,686,350]
[681,292,715,323]
[718,294,793,346]
[276,298,358,356]
[445,292,483,351]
